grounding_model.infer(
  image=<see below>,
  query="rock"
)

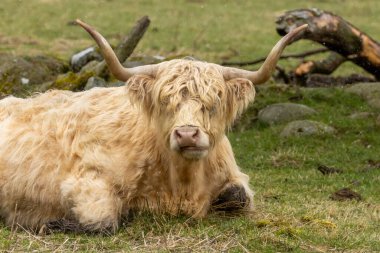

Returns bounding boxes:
[258,103,316,125]
[349,112,374,119]
[330,188,362,201]
[345,82,380,99]
[0,54,68,96]
[108,81,126,87]
[280,120,336,137]
[345,82,380,110]
[70,47,103,72]
[80,60,100,74]
[84,77,108,90]
[46,71,94,92]
[367,98,380,110]
[123,55,165,68]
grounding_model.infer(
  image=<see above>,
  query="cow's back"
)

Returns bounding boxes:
[0,87,143,228]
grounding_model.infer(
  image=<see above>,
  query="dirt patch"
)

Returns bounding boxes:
[330,188,362,201]
[360,159,380,173]
[317,165,343,175]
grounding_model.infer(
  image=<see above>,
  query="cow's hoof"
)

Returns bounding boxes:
[44,218,117,235]
[212,185,249,212]
[44,218,84,234]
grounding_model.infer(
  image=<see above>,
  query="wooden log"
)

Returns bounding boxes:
[276,8,380,80]
[94,16,151,79]
[43,16,151,92]
[302,73,375,87]
[294,52,346,76]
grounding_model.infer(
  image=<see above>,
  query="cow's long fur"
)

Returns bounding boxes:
[0,59,254,233]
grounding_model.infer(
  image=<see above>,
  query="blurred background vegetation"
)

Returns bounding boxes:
[0,0,379,66]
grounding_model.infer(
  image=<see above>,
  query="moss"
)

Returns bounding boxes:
[301,215,337,229]
[276,226,302,238]
[0,82,14,94]
[0,54,68,97]
[255,219,272,228]
[49,71,95,91]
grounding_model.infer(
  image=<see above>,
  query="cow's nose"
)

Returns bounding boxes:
[174,126,199,146]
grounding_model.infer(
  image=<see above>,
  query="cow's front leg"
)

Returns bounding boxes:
[211,137,254,212]
[210,167,254,212]
[56,171,122,234]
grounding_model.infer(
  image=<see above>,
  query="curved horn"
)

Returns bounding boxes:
[222,24,308,84]
[76,19,157,81]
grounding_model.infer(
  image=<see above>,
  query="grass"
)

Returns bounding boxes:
[0,0,380,252]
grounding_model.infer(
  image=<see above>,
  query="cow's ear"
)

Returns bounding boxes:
[126,75,155,112]
[225,78,255,120]
[226,78,255,102]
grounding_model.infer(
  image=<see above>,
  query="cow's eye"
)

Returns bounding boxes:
[201,105,216,116]
[209,106,217,116]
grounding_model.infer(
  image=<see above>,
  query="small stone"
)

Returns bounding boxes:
[367,98,380,110]
[84,76,107,90]
[376,114,380,127]
[281,120,336,137]
[108,81,126,87]
[79,60,99,73]
[345,82,380,100]
[349,112,374,120]
[70,47,103,72]
[21,77,30,85]
[345,82,380,110]
[258,103,316,125]
[330,188,362,201]
[124,55,165,68]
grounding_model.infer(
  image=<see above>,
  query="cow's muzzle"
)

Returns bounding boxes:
[170,126,209,159]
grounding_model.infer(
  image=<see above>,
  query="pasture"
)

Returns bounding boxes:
[0,0,379,252]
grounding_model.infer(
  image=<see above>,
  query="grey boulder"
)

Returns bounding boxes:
[281,120,336,137]
[258,103,316,125]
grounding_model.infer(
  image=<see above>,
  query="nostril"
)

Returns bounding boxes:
[175,129,182,139]
[192,129,199,139]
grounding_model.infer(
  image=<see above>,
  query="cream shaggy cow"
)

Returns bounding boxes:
[0,21,307,234]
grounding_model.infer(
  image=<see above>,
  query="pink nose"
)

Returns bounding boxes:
[174,126,200,147]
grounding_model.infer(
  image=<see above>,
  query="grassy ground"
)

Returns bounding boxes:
[0,0,379,252]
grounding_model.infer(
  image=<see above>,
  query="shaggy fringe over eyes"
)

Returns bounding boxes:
[126,59,255,127]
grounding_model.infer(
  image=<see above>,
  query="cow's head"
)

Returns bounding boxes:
[126,59,254,160]
[76,20,307,160]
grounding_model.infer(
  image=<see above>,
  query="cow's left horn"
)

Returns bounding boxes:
[222,24,308,84]
[76,19,157,81]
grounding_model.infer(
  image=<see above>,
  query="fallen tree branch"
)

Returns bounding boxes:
[276,8,380,80]
[41,16,151,92]
[221,48,329,66]
[94,16,151,79]
[294,52,347,76]
[302,73,376,87]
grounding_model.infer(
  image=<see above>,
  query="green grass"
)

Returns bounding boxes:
[0,1,380,252]
[1,0,379,70]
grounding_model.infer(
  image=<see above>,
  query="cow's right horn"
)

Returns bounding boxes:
[76,19,157,81]
[222,24,308,84]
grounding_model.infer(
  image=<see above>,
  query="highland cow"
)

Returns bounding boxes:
[0,20,307,234]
